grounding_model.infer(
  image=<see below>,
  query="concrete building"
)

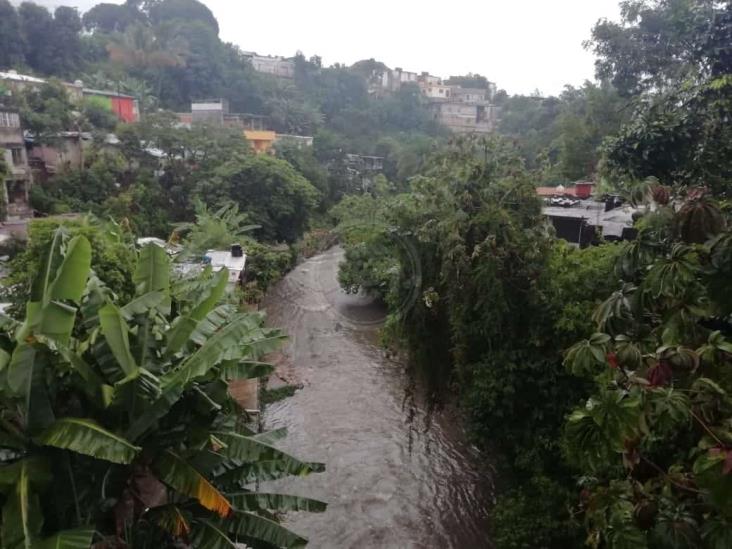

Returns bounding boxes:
[242,52,295,79]
[0,105,32,220]
[429,101,495,134]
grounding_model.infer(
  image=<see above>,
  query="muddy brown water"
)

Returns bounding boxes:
[259,247,495,548]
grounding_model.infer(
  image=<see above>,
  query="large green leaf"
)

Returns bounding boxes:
[212,432,325,485]
[134,243,170,295]
[228,492,326,513]
[162,314,265,390]
[99,303,138,377]
[190,269,229,322]
[191,519,237,549]
[0,458,49,549]
[19,233,91,345]
[6,343,55,432]
[121,291,170,319]
[222,510,307,548]
[29,229,64,304]
[37,418,140,464]
[165,270,229,357]
[46,236,92,304]
[36,527,95,549]
[154,450,231,517]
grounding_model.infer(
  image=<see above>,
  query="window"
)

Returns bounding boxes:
[0,112,19,127]
[11,148,23,166]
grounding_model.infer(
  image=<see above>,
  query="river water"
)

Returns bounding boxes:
[260,247,494,548]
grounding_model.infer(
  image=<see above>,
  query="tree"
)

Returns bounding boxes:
[17,2,55,75]
[174,200,259,255]
[204,154,320,243]
[49,6,83,75]
[563,183,732,547]
[83,2,143,33]
[13,80,76,145]
[0,233,326,547]
[0,0,24,69]
[588,0,728,96]
[148,0,220,35]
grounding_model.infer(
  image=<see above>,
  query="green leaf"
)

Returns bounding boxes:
[222,510,307,548]
[134,243,170,295]
[190,269,229,322]
[190,519,237,549]
[37,418,140,464]
[154,450,231,517]
[121,291,170,319]
[47,236,92,303]
[99,303,138,377]
[165,270,229,358]
[228,492,326,513]
[0,458,49,549]
[162,314,265,390]
[36,527,95,549]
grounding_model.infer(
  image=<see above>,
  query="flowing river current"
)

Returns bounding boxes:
[259,247,495,548]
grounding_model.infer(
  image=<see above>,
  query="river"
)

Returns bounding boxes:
[260,246,495,548]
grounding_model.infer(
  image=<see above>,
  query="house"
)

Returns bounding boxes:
[26,131,92,176]
[543,199,636,247]
[0,105,32,219]
[429,101,495,134]
[242,52,295,79]
[204,244,247,290]
[243,130,276,154]
[82,88,139,123]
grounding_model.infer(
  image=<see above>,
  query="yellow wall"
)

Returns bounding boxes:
[243,130,276,154]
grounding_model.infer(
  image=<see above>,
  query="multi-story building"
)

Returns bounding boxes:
[0,105,32,219]
[242,52,295,79]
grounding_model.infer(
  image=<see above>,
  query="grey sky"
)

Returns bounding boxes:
[25,0,621,96]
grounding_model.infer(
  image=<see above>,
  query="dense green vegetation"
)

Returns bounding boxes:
[333,1,732,547]
[0,0,731,547]
[0,232,325,547]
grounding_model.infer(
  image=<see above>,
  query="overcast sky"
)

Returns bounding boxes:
[25,0,622,96]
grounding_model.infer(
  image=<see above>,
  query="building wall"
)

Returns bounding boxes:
[0,108,32,219]
[245,54,295,78]
[244,130,276,154]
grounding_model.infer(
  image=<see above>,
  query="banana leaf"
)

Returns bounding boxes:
[221,510,307,548]
[227,492,326,513]
[0,458,50,549]
[36,527,95,549]
[190,519,237,549]
[134,243,170,295]
[37,418,140,464]
[99,303,138,377]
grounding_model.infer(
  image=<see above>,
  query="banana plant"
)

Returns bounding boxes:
[0,229,325,548]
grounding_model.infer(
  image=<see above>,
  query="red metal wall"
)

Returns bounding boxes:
[111,97,137,123]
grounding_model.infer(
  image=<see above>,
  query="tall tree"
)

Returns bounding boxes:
[0,0,24,69]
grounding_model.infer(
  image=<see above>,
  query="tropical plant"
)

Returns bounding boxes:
[563,185,732,547]
[173,200,259,256]
[0,231,325,547]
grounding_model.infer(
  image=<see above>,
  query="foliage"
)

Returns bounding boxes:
[3,217,137,310]
[174,200,258,256]
[588,0,730,96]
[563,186,732,547]
[0,234,325,547]
[203,154,320,243]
